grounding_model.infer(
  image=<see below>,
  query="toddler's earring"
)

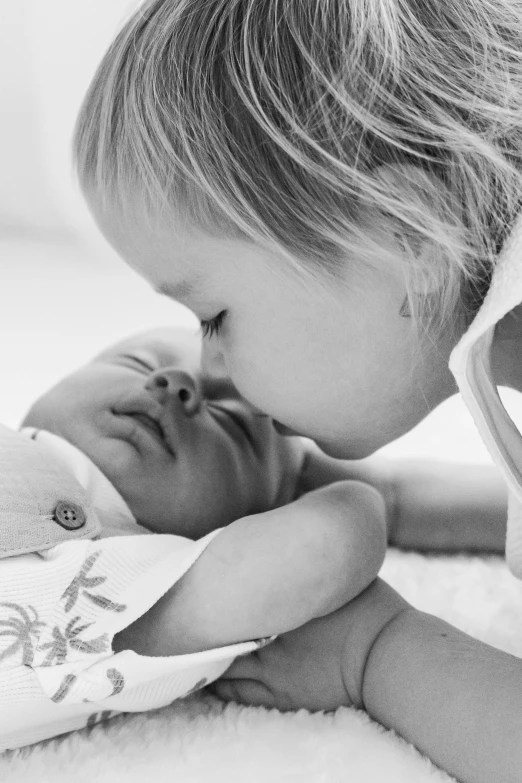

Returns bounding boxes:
[399,296,411,318]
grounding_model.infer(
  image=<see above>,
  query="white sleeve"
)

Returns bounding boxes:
[0,530,270,749]
[31,530,268,707]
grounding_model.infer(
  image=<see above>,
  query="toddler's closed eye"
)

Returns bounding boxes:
[200,311,226,339]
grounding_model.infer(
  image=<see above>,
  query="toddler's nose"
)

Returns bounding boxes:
[145,368,201,415]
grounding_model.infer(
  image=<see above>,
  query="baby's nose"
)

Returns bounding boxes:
[145,368,201,415]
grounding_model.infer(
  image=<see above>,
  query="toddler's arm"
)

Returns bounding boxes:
[113,480,386,656]
[212,578,522,782]
[344,580,522,783]
[298,446,507,552]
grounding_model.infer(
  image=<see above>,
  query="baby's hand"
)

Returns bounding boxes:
[211,600,356,711]
[211,578,409,713]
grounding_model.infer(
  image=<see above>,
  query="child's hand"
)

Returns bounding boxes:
[210,579,409,713]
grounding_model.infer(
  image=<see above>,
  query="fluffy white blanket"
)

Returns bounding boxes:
[2,548,521,783]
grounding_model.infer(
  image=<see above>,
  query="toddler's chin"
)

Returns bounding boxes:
[316,436,376,460]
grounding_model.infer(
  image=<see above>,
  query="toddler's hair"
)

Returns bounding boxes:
[74,0,522,334]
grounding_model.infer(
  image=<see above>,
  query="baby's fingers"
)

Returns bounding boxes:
[209,678,276,709]
[214,612,357,712]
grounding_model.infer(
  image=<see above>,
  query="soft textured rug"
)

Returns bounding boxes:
[2,548,521,783]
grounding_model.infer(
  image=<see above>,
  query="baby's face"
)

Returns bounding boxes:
[23,329,302,537]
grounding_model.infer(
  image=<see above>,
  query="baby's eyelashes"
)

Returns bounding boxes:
[109,353,157,378]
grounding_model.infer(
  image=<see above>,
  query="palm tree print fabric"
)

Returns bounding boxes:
[0,547,128,704]
[61,551,127,614]
[0,604,44,665]
[0,529,270,750]
[0,550,125,668]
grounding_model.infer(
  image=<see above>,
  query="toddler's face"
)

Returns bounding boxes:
[88,198,458,459]
[23,329,301,537]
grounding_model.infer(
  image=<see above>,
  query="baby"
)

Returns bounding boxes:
[21,326,388,656]
[0,327,386,750]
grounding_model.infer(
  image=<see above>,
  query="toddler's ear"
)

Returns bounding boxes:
[372,161,460,233]
[371,162,462,299]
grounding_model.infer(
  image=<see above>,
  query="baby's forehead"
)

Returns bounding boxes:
[93,328,201,366]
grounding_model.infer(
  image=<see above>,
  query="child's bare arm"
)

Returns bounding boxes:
[113,480,386,657]
[299,446,507,552]
[354,581,522,783]
[213,578,522,783]
[385,459,507,552]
